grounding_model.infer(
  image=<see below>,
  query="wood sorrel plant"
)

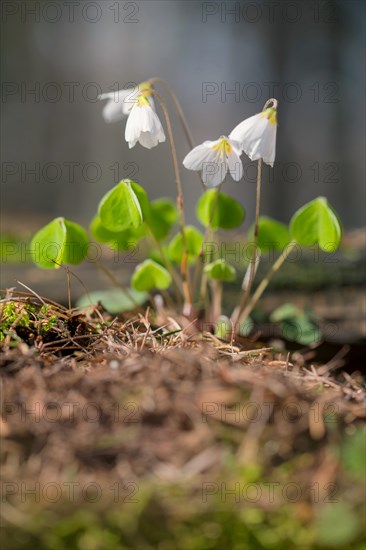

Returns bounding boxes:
[30,78,343,338]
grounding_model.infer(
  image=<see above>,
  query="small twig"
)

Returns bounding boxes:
[1,288,67,311]
[95,261,143,311]
[317,345,350,375]
[15,281,46,305]
[51,260,93,310]
[3,312,26,348]
[150,89,193,311]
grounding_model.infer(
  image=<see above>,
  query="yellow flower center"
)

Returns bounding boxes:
[136,94,150,107]
[212,137,232,156]
[261,107,277,125]
[138,81,153,96]
[132,81,154,108]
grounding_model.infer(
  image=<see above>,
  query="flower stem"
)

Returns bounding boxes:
[263,97,278,111]
[147,228,183,306]
[149,77,195,151]
[149,77,204,191]
[238,241,298,323]
[193,186,221,309]
[210,279,222,323]
[230,98,278,330]
[150,89,193,311]
[231,158,262,327]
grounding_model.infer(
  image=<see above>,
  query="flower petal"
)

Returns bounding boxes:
[125,106,144,147]
[125,104,165,149]
[99,89,132,123]
[122,90,156,115]
[183,142,216,171]
[227,146,243,181]
[203,160,228,187]
[183,138,232,187]
[259,124,277,167]
[229,113,277,167]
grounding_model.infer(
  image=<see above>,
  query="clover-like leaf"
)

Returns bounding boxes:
[269,303,299,322]
[90,216,146,250]
[290,197,342,252]
[148,198,177,240]
[239,316,254,337]
[270,303,321,345]
[62,220,90,265]
[30,218,66,269]
[130,180,151,220]
[98,180,149,232]
[280,316,320,346]
[197,190,245,230]
[250,216,291,252]
[30,217,88,269]
[131,259,172,291]
[76,288,148,314]
[215,316,231,340]
[204,259,236,282]
[168,226,203,265]
[149,246,170,267]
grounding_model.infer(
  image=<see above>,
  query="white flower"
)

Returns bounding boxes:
[99,82,156,123]
[229,106,278,167]
[98,88,136,123]
[99,82,165,149]
[183,136,243,187]
[125,94,166,149]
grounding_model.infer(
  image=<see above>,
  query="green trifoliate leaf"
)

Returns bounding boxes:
[130,181,151,220]
[239,316,254,337]
[62,220,90,265]
[290,197,342,252]
[76,288,148,314]
[197,190,245,230]
[30,217,88,269]
[250,216,291,252]
[168,226,203,265]
[149,246,170,267]
[90,216,146,250]
[269,303,299,322]
[91,216,127,244]
[280,316,320,345]
[31,218,66,269]
[148,198,177,240]
[131,259,172,292]
[270,303,321,346]
[215,316,231,340]
[216,314,253,340]
[204,259,236,282]
[98,180,149,232]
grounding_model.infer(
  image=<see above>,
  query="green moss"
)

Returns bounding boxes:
[0,300,58,343]
[2,479,363,550]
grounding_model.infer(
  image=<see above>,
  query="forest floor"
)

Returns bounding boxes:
[1,290,365,550]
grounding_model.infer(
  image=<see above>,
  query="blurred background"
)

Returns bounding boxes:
[1,0,365,230]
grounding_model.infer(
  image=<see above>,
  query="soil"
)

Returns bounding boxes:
[1,290,365,549]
